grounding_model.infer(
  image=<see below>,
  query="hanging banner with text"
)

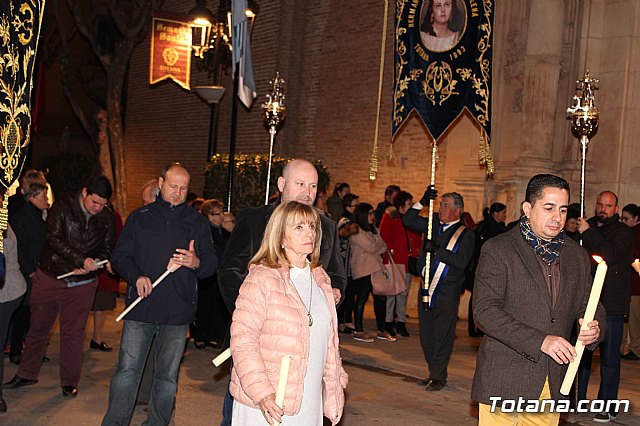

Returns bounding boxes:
[149,12,193,90]
[393,0,494,175]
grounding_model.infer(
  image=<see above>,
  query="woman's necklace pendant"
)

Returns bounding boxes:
[308,312,313,327]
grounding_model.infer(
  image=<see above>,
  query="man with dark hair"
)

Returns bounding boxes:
[327,182,350,220]
[403,187,475,391]
[472,174,604,425]
[374,184,401,226]
[340,193,359,219]
[577,190,634,422]
[564,202,581,241]
[218,158,346,425]
[5,176,116,398]
[102,163,217,425]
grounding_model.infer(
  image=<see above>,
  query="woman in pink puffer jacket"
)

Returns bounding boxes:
[230,201,348,425]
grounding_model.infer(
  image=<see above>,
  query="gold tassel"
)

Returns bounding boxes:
[478,130,494,178]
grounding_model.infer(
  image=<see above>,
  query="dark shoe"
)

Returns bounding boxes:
[339,325,355,334]
[9,355,20,365]
[42,355,50,363]
[90,340,112,352]
[622,351,640,360]
[384,322,397,337]
[4,375,38,389]
[417,377,432,387]
[0,397,6,412]
[206,341,221,349]
[593,412,616,423]
[425,379,446,391]
[61,386,78,398]
[396,322,410,337]
[194,341,206,350]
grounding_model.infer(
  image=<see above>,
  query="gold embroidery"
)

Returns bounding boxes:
[423,61,458,105]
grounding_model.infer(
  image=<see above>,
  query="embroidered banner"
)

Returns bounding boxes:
[393,0,494,175]
[0,0,45,188]
[149,12,192,90]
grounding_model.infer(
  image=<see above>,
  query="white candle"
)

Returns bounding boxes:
[115,266,176,322]
[560,256,607,395]
[56,259,109,280]
[211,348,231,367]
[273,355,292,426]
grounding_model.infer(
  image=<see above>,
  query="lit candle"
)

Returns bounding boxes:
[632,258,640,276]
[273,355,292,426]
[560,255,607,395]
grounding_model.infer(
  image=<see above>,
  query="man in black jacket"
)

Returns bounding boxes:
[5,176,116,398]
[102,164,216,426]
[217,158,346,425]
[576,190,635,422]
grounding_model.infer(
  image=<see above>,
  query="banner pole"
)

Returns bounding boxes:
[421,140,437,311]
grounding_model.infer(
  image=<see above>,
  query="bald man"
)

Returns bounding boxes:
[217,158,346,425]
[102,163,217,426]
[219,158,346,312]
[576,190,635,422]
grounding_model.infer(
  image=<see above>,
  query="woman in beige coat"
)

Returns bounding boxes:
[230,201,348,425]
[349,203,395,342]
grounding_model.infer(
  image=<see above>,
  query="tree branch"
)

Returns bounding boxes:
[54,0,97,147]
[65,0,111,68]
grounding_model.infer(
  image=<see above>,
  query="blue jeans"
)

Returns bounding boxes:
[577,314,624,415]
[102,320,187,426]
[220,358,233,426]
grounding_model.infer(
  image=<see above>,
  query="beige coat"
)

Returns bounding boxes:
[230,264,348,424]
[349,228,387,280]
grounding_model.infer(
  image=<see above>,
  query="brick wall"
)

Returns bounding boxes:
[122,0,488,218]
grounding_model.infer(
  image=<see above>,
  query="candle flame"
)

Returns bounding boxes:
[635,258,640,263]
[592,255,604,264]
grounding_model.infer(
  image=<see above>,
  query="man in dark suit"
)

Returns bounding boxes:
[217,158,346,425]
[576,190,634,423]
[472,174,605,425]
[403,190,475,391]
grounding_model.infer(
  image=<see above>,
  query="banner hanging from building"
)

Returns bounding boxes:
[149,12,192,90]
[0,0,45,188]
[393,0,494,175]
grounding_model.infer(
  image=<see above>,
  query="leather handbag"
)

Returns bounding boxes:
[371,252,407,296]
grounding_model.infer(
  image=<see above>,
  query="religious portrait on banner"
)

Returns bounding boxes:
[420,0,467,53]
[393,0,494,175]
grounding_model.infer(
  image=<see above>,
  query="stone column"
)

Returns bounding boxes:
[516,0,564,173]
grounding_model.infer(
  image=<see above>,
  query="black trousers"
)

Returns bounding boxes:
[418,295,458,381]
[337,277,356,324]
[352,275,386,332]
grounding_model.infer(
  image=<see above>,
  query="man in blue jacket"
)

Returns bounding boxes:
[102,163,217,426]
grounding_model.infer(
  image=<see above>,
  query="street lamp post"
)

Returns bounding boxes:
[189,0,258,210]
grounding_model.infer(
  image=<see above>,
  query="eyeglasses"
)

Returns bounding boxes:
[368,211,375,216]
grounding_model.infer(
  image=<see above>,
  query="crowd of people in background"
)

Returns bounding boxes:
[0,161,639,425]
